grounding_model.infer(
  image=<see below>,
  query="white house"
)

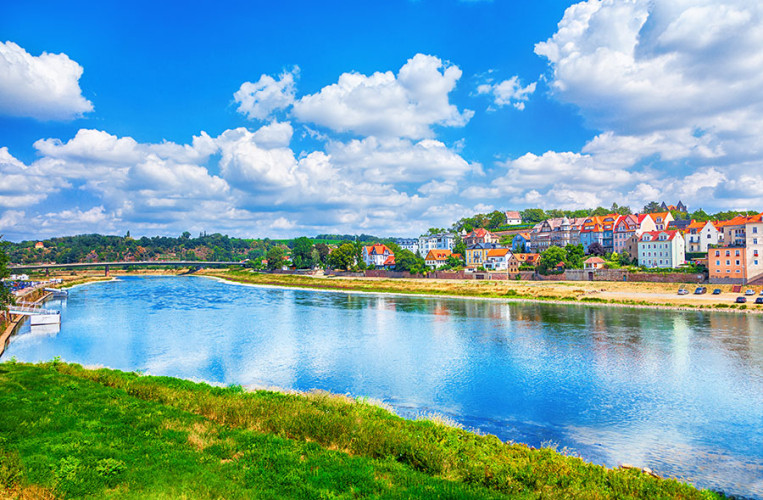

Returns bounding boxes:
[638,230,685,268]
[394,238,419,254]
[418,233,456,253]
[484,248,512,271]
[505,210,522,225]
[684,220,721,254]
[362,244,394,267]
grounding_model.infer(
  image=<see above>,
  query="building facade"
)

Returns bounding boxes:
[637,230,685,268]
[395,238,419,254]
[684,221,721,254]
[505,211,522,225]
[466,243,504,269]
[709,213,763,284]
[418,233,456,253]
[424,249,453,269]
[362,244,394,267]
[484,248,512,271]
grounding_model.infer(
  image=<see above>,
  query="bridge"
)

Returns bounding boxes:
[9,260,245,276]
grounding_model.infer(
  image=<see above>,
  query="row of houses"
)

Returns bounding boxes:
[514,212,677,257]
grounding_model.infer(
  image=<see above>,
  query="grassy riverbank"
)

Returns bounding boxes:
[0,362,721,499]
[202,269,763,313]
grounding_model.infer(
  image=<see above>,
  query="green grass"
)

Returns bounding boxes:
[0,362,723,499]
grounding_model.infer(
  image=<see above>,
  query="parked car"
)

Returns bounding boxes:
[677,288,689,295]
[756,297,763,304]
[694,287,707,295]
[736,296,747,303]
[745,289,755,296]
[759,290,763,295]
[712,289,722,295]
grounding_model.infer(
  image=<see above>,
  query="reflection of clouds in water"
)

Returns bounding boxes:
[564,424,763,498]
[5,276,763,499]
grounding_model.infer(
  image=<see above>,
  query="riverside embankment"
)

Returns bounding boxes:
[201,268,763,314]
[0,362,725,499]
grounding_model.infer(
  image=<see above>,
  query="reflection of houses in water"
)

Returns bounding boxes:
[707,313,763,368]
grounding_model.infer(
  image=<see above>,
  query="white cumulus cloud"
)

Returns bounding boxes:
[292,54,473,139]
[234,67,298,120]
[477,75,537,110]
[0,41,92,120]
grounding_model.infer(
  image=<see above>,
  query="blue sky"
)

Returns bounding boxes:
[1,0,761,240]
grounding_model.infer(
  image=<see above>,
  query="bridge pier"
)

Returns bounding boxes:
[105,265,110,277]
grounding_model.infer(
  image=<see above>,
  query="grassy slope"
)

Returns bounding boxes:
[0,363,721,499]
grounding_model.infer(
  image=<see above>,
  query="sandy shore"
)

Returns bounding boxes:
[200,269,763,314]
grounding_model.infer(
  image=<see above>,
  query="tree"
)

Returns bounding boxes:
[538,246,566,274]
[643,201,662,213]
[619,251,632,266]
[520,208,546,224]
[328,243,356,270]
[315,243,330,265]
[0,238,14,317]
[453,234,466,257]
[564,244,585,269]
[394,249,419,272]
[444,255,463,270]
[690,209,711,222]
[291,236,314,269]
[487,210,507,230]
[587,242,606,256]
[266,246,286,271]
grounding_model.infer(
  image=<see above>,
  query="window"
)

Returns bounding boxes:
[715,251,720,256]
[716,260,720,266]
[736,250,740,256]
[726,251,730,256]
[736,260,740,265]
[726,260,730,265]
[754,227,758,234]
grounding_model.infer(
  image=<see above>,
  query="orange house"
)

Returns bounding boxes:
[708,247,746,282]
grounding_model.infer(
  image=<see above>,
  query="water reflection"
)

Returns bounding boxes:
[3,276,763,498]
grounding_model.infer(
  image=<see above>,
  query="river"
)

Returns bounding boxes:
[4,276,763,497]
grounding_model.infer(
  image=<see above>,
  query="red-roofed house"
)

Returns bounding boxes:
[362,244,394,267]
[645,212,674,231]
[484,248,513,271]
[505,211,522,225]
[708,213,763,284]
[425,249,454,269]
[583,257,606,270]
[463,228,498,246]
[684,220,722,253]
[638,230,685,268]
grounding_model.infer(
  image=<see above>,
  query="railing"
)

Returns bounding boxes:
[8,305,60,316]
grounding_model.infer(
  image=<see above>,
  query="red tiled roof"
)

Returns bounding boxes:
[505,210,521,219]
[639,230,680,241]
[383,255,395,266]
[425,249,452,261]
[584,257,606,264]
[364,244,392,255]
[486,248,511,257]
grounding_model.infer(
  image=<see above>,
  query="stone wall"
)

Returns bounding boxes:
[628,273,706,284]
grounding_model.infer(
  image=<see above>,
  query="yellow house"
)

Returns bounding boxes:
[466,243,504,268]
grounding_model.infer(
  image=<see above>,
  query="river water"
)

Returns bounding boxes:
[4,276,763,497]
